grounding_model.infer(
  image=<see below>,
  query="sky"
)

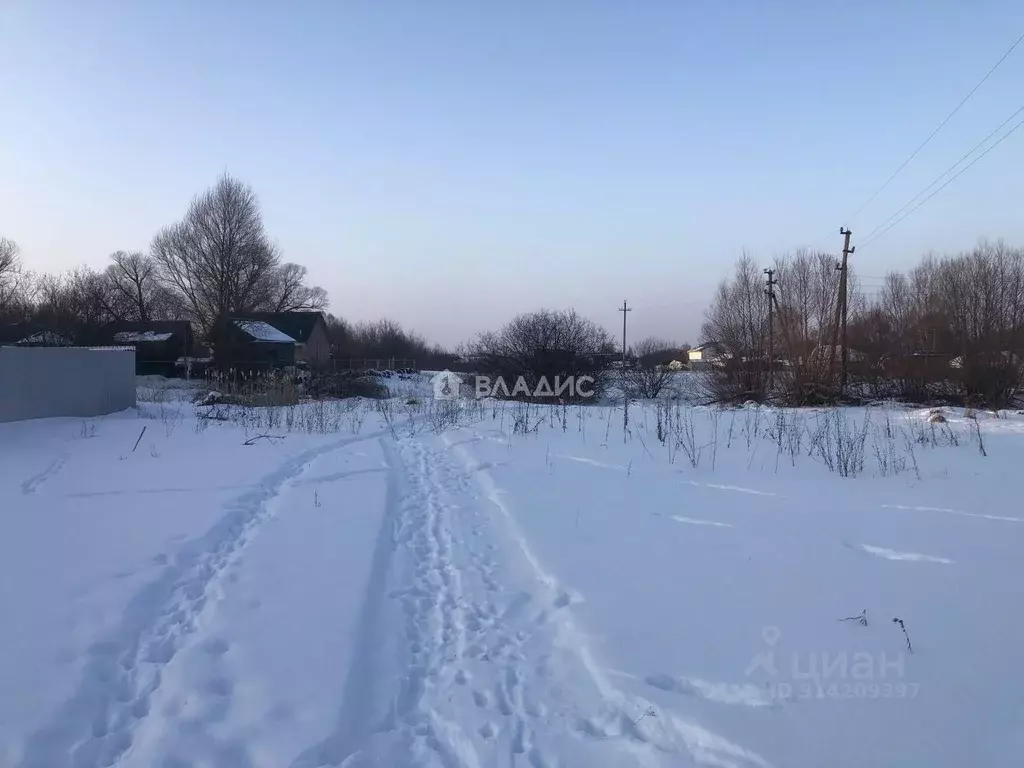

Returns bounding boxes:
[2,0,1024,348]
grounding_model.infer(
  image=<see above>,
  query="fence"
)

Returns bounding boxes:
[0,346,137,423]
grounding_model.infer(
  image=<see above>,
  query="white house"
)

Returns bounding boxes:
[687,343,729,369]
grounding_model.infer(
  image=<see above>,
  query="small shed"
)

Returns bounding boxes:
[99,321,195,376]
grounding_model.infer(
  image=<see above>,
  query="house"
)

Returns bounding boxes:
[688,343,729,370]
[98,321,195,376]
[230,312,332,367]
[0,323,73,347]
[222,318,298,370]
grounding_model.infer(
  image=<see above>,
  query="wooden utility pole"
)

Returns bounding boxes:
[764,268,777,390]
[830,228,855,398]
[619,300,631,368]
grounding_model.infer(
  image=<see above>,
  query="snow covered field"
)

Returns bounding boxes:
[2,389,1023,767]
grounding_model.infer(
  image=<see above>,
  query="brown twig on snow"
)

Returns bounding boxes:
[892,616,913,653]
[838,609,868,626]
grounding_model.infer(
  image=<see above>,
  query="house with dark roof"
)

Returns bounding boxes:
[0,322,74,348]
[98,321,195,376]
[230,312,331,367]
[218,318,298,370]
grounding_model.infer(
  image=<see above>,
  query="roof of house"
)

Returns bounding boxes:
[231,312,325,343]
[113,331,174,343]
[101,320,194,343]
[0,323,73,346]
[233,319,296,343]
[689,343,723,354]
[14,330,73,346]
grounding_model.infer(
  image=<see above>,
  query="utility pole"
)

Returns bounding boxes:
[619,300,631,368]
[830,228,855,398]
[764,268,777,390]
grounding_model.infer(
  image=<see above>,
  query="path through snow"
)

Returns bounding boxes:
[16,427,768,768]
[7,402,1022,768]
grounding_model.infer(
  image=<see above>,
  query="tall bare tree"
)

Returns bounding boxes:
[151,174,281,334]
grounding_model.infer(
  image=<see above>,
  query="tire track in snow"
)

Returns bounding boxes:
[298,431,773,768]
[387,439,477,767]
[291,437,479,768]
[16,430,389,768]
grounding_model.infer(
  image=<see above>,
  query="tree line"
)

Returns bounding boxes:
[1,173,462,370]
[0,174,328,347]
[702,241,1024,407]
[2,171,690,390]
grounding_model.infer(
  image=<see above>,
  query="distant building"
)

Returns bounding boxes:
[98,321,195,376]
[230,312,332,367]
[688,343,729,370]
[0,323,74,347]
[223,318,298,370]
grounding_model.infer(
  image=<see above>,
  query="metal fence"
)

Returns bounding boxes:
[0,346,137,423]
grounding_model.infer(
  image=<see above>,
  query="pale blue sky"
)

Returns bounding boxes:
[2,1,1024,347]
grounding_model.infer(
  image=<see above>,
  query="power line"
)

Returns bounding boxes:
[859,109,1024,250]
[847,29,1024,221]
[859,102,1024,245]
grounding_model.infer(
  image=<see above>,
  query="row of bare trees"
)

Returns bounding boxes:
[324,316,455,369]
[703,241,1024,407]
[0,174,328,345]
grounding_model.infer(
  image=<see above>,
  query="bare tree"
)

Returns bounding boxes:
[151,174,281,335]
[31,266,116,342]
[0,237,34,320]
[622,336,684,399]
[105,250,166,321]
[264,262,328,313]
[326,315,451,369]
[468,309,615,401]
[701,254,771,401]
[0,238,18,285]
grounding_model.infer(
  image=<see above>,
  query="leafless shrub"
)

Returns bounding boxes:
[466,308,615,403]
[376,399,399,439]
[970,417,988,457]
[511,401,544,435]
[811,409,869,477]
[426,398,462,434]
[675,407,702,468]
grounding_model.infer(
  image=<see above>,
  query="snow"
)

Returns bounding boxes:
[12,331,71,346]
[113,332,174,343]
[1,393,1023,767]
[234,320,296,344]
